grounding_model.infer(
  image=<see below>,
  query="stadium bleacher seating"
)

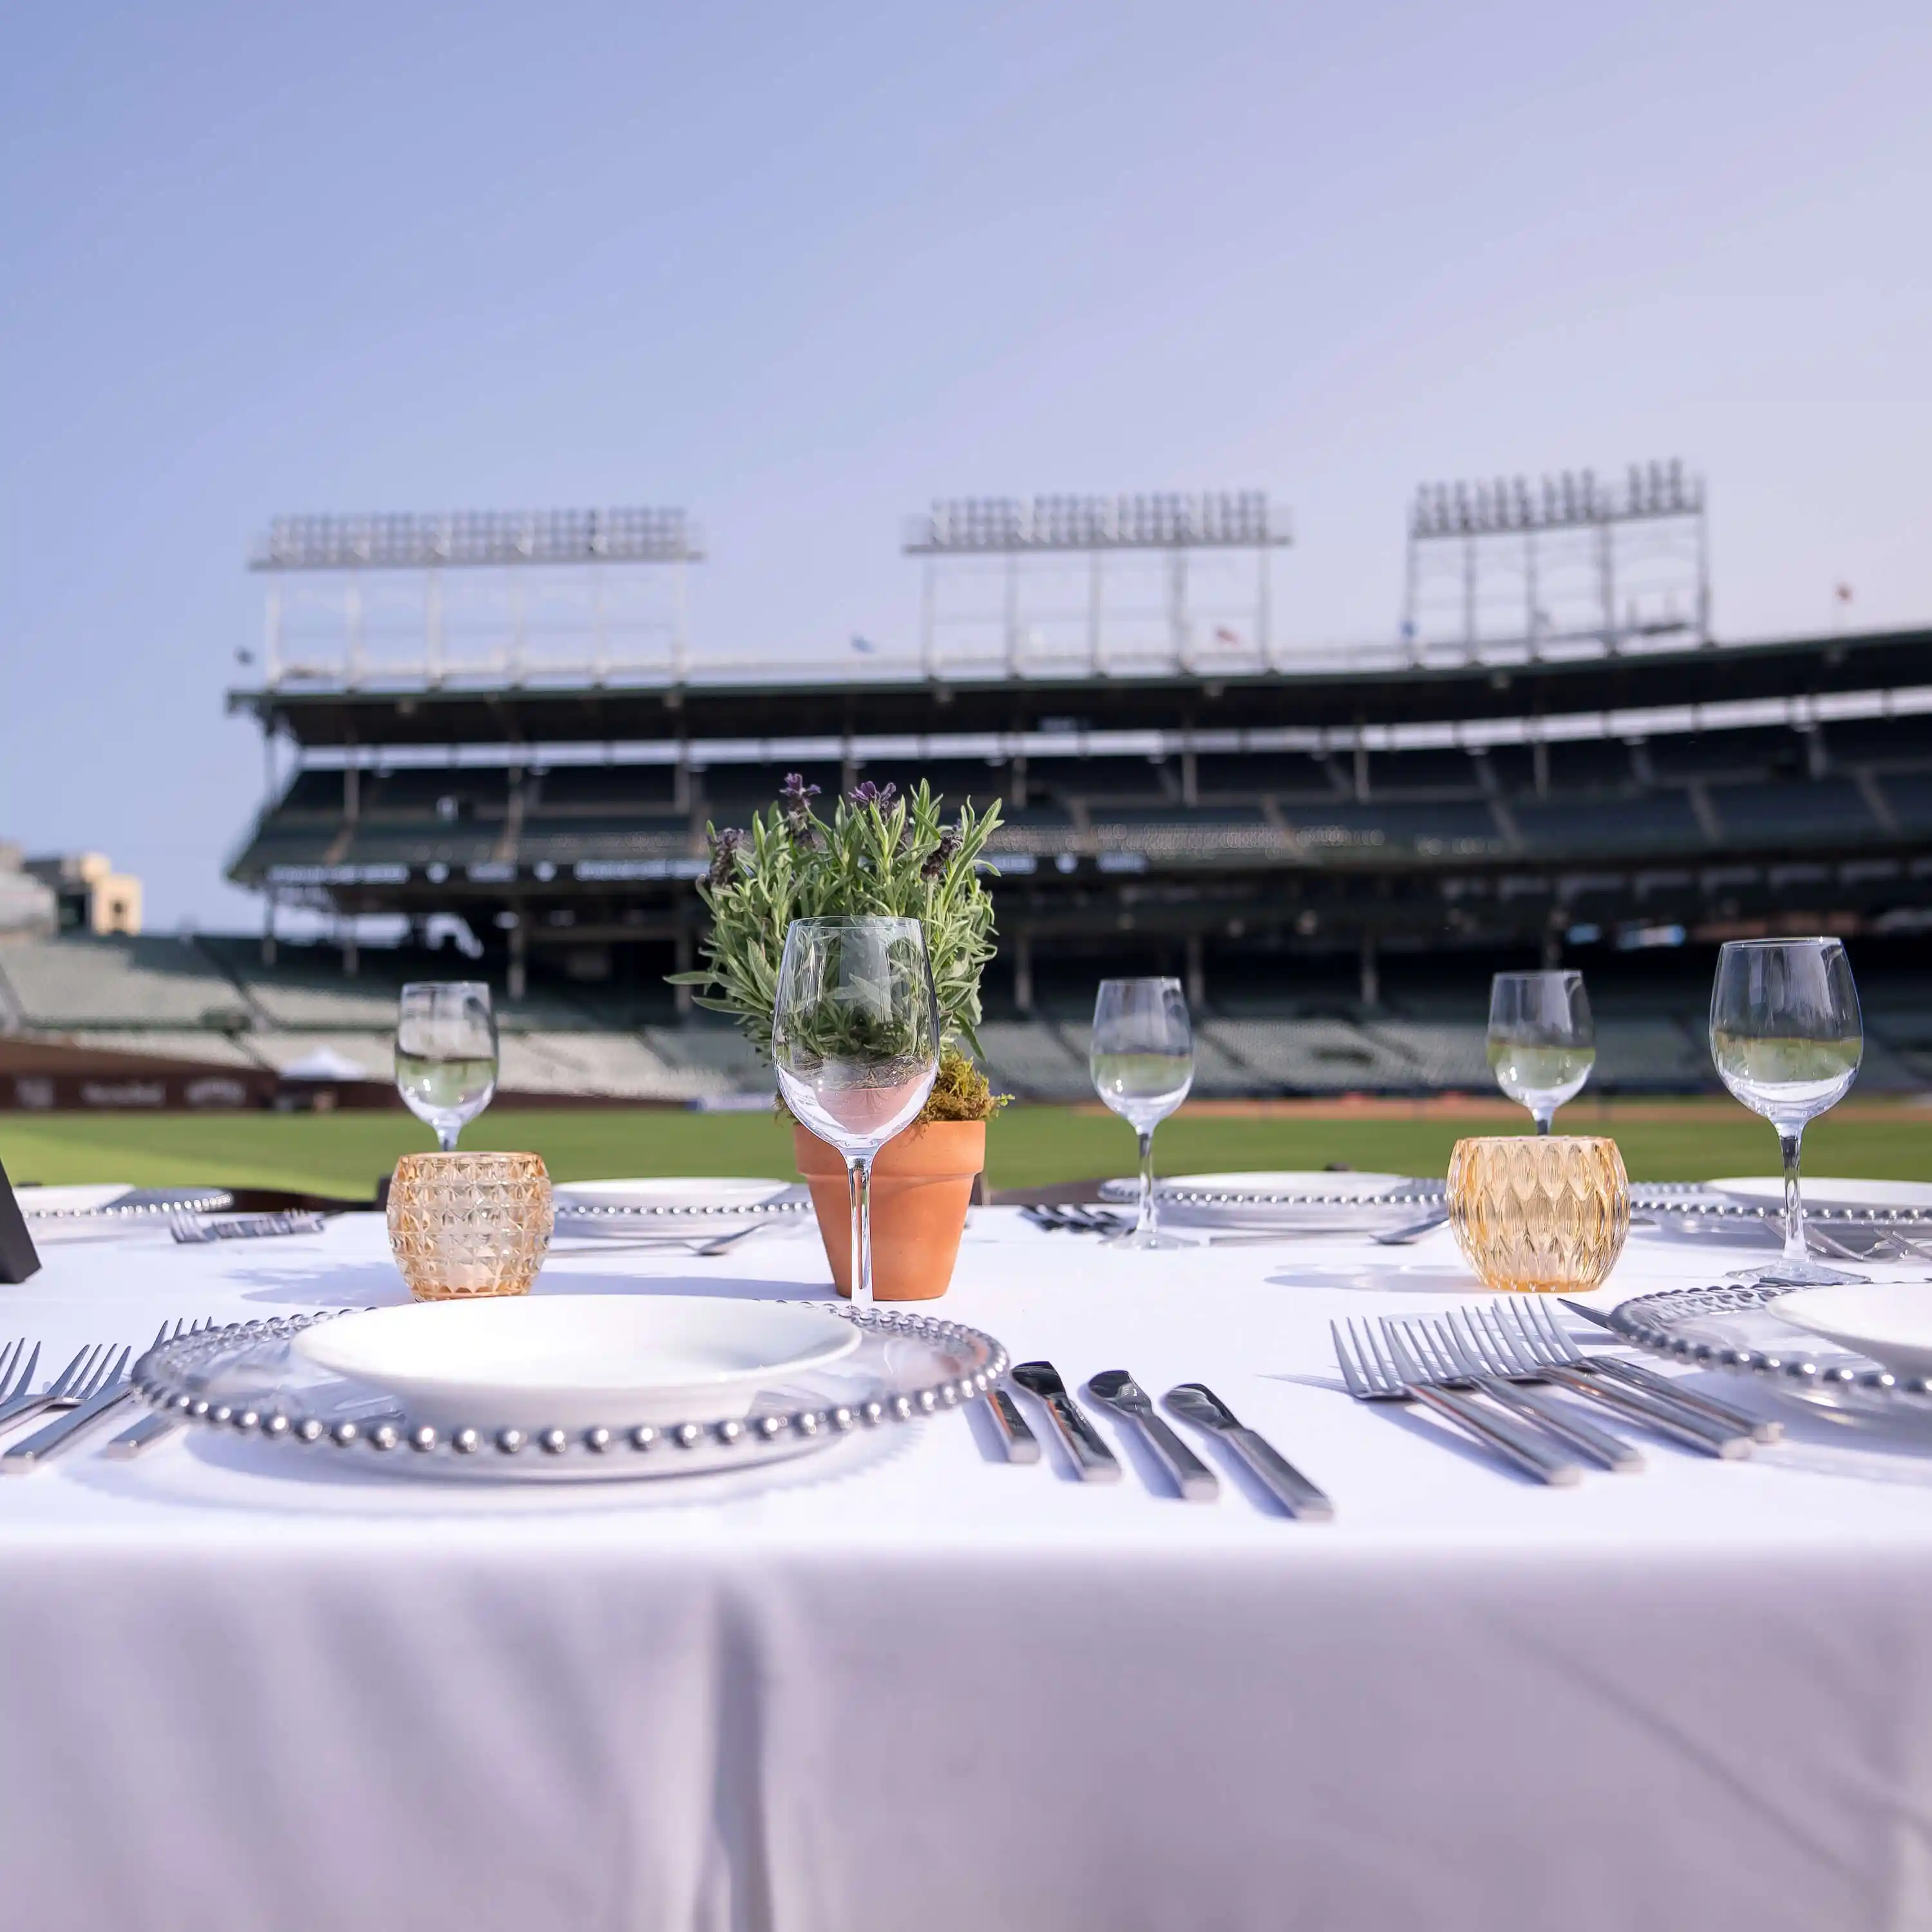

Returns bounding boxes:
[1195,751,1341,798]
[1826,716,1932,769]
[9,928,1932,1101]
[1711,779,1877,844]
[1513,793,1703,853]
[1646,727,1808,782]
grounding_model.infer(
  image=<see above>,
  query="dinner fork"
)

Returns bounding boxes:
[2,1318,190,1470]
[1510,1300,1777,1446]
[1804,1222,1932,1265]
[102,1319,220,1459]
[0,1342,108,1433]
[1391,1314,1643,1472]
[0,1345,135,1468]
[0,1340,38,1414]
[1488,1301,1754,1456]
[1332,1318,1581,1485]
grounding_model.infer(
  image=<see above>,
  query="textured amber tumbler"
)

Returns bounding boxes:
[386,1151,554,1300]
[1447,1135,1629,1293]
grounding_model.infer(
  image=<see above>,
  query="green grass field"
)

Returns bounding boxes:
[4,1100,1930,1198]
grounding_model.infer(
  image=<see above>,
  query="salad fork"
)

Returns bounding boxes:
[0,1342,108,1433]
[1497,1300,1757,1455]
[1332,1318,1581,1485]
[1,1346,135,1468]
[104,1318,219,1459]
[1390,1315,1643,1472]
[3,1318,197,1470]
[0,1340,37,1412]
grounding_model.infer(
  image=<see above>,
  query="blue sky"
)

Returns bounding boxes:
[4,1,1929,923]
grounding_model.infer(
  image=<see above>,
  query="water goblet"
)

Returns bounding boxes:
[1090,977,1194,1250]
[1710,937,1864,1286]
[773,917,940,1309]
[1488,970,1595,1134]
[396,981,499,1152]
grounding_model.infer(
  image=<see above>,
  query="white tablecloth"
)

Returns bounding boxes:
[5,1203,1932,1932]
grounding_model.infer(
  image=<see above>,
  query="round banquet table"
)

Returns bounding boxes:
[3,1201,1931,1932]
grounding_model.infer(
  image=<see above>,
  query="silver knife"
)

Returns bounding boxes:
[1558,1298,1781,1443]
[1086,1370,1218,1501]
[1010,1361,1121,1482]
[1162,1382,1334,1520]
[983,1385,1042,1464]
[2,1348,133,1470]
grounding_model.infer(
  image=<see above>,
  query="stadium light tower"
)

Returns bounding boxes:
[250,507,705,687]
[903,492,1292,679]
[1400,461,1708,665]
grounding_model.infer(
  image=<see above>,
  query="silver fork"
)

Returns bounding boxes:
[0,1340,37,1414]
[0,1342,107,1433]
[1,1316,196,1472]
[1396,1314,1643,1472]
[1517,1298,1780,1444]
[1,1343,136,1468]
[1493,1300,1757,1455]
[1806,1222,1932,1265]
[103,1318,218,1459]
[1332,1318,1582,1485]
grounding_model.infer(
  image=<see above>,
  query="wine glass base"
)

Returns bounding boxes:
[1101,1227,1195,1252]
[1726,1258,1870,1288]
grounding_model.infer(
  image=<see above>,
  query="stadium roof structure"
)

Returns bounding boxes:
[229,625,1932,750]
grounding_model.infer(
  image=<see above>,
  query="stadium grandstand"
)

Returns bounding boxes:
[192,480,1932,1104]
[13,475,1927,1112]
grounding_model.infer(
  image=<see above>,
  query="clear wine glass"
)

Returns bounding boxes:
[1090,977,1194,1250]
[773,917,940,1309]
[1710,937,1864,1287]
[1488,970,1595,1134]
[396,981,499,1152]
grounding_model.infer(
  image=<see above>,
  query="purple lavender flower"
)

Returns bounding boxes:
[778,772,820,825]
[845,779,899,811]
[706,827,746,886]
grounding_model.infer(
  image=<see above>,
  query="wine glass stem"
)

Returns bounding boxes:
[1778,1126,1808,1267]
[438,1122,459,1153]
[846,1153,876,1309]
[1135,1129,1158,1240]
[1533,1109,1553,1137]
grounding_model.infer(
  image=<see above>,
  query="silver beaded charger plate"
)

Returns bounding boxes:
[1097,1173,1444,1231]
[1608,1283,1932,1430]
[551,1180,811,1222]
[129,1304,1009,1483]
[21,1186,235,1222]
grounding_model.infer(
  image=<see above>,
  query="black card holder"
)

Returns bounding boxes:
[0,1157,43,1284]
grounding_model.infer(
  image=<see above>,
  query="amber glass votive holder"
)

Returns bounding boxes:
[386,1151,554,1300]
[1446,1135,1629,1293]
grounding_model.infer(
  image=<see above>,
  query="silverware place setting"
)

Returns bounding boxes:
[0,1320,216,1470]
[170,1210,327,1245]
[996,1361,1333,1519]
[1332,1298,1770,1485]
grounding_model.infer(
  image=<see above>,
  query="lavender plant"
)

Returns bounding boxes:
[670,776,1007,1121]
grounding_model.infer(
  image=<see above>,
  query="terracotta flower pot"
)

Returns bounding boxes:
[793,1119,985,1301]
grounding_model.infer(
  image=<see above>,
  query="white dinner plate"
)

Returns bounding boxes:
[552,1178,797,1215]
[293,1294,862,1431]
[1711,1176,1932,1212]
[1773,1284,1932,1379]
[1156,1171,1413,1200]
